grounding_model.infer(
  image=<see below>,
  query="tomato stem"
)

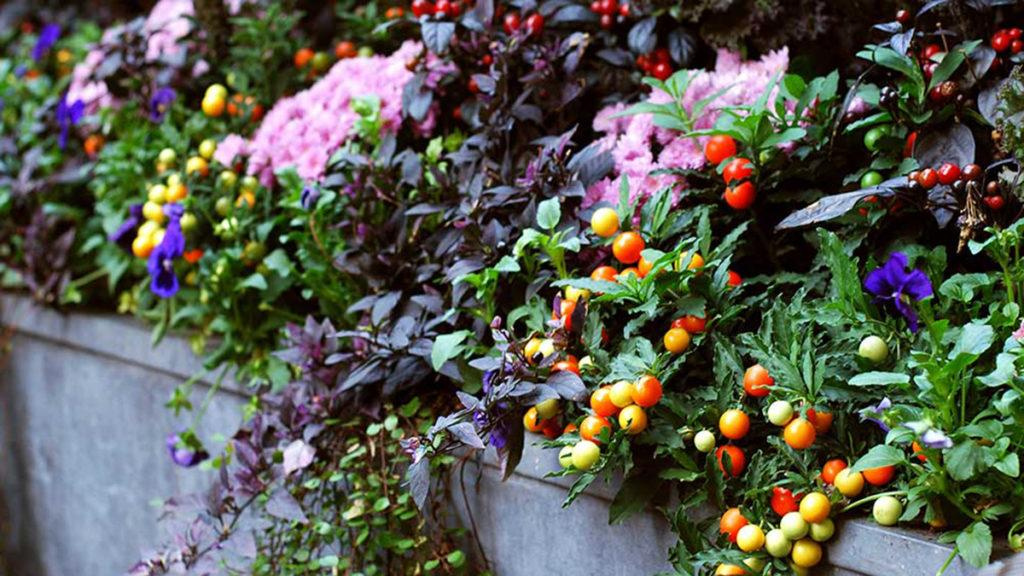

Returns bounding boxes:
[836,489,904,513]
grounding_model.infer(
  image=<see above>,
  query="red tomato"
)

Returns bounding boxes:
[821,459,848,484]
[293,48,315,69]
[727,270,742,287]
[937,163,960,185]
[722,158,753,184]
[612,232,645,264]
[863,465,896,486]
[807,408,833,434]
[672,315,707,334]
[771,487,799,516]
[631,375,663,408]
[916,168,939,189]
[705,135,737,165]
[591,265,618,282]
[552,359,580,375]
[724,182,756,210]
[742,364,774,398]
[719,507,748,543]
[716,445,746,477]
[524,12,544,36]
[503,11,521,33]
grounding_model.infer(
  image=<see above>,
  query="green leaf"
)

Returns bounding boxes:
[493,255,521,273]
[431,330,472,371]
[609,472,663,524]
[949,323,995,360]
[979,352,1016,387]
[946,441,988,481]
[446,550,466,568]
[848,371,911,386]
[939,273,993,303]
[536,197,561,230]
[956,522,992,568]
[994,452,1020,478]
[850,444,905,472]
[238,273,268,291]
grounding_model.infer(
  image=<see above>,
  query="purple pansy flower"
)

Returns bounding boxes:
[32,24,61,61]
[56,93,85,150]
[166,431,208,468]
[860,397,892,432]
[147,204,185,298]
[149,87,176,122]
[300,185,320,210]
[109,204,143,253]
[919,428,953,449]
[865,252,933,332]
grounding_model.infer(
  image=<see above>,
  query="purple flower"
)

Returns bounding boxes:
[1013,319,1024,341]
[149,87,176,122]
[109,204,143,253]
[919,428,953,449]
[147,204,185,298]
[864,252,933,332]
[166,431,208,468]
[14,64,27,78]
[482,369,498,394]
[56,93,85,150]
[32,24,61,61]
[300,185,320,210]
[860,397,892,432]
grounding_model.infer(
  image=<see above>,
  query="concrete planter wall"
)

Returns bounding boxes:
[0,294,247,576]
[1,295,1020,576]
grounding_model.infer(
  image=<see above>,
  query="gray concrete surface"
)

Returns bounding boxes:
[0,294,247,576]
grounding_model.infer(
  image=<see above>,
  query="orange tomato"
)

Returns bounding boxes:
[808,408,833,434]
[672,315,707,334]
[552,359,580,375]
[863,465,896,486]
[83,134,105,158]
[523,407,545,433]
[590,265,618,282]
[631,375,663,408]
[553,299,577,331]
[821,459,847,484]
[612,231,644,264]
[716,445,746,477]
[784,418,816,450]
[715,565,746,576]
[618,267,640,279]
[335,40,358,59]
[719,507,749,543]
[637,255,655,277]
[294,47,315,69]
[704,135,737,165]
[563,423,578,435]
[912,441,928,463]
[579,415,612,444]
[236,191,256,208]
[663,327,691,353]
[719,409,750,440]
[183,249,204,264]
[590,387,618,417]
[742,364,774,397]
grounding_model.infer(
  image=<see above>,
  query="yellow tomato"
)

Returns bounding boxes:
[590,207,620,238]
[736,524,765,552]
[799,492,831,524]
[791,539,822,568]
[148,184,167,204]
[618,405,647,435]
[142,201,165,223]
[131,234,155,258]
[834,469,865,498]
[198,139,217,160]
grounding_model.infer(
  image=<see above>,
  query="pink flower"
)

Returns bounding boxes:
[213,134,248,168]
[584,48,789,208]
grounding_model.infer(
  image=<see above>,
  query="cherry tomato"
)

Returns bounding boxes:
[523,407,545,433]
[612,231,645,264]
[694,429,716,452]
[677,251,704,271]
[719,507,748,543]
[834,468,864,497]
[591,265,618,282]
[904,131,918,158]
[859,335,889,363]
[810,518,836,542]
[743,364,774,397]
[293,47,315,69]
[821,459,848,484]
[554,299,577,331]
[716,445,746,477]
[922,43,943,59]
[552,358,580,375]
[799,492,831,524]
[541,420,561,439]
[618,267,640,279]
[860,171,884,188]
[609,380,634,408]
[571,440,601,470]
[672,315,706,334]
[766,529,792,557]
[873,496,903,526]
[863,125,890,152]
[83,134,105,158]
[771,487,799,517]
[579,415,611,444]
[993,31,1012,52]
[937,163,961,185]
[915,168,939,189]
[784,418,816,450]
[985,195,1006,210]
[961,163,983,181]
[722,157,753,184]
[663,328,691,353]
[912,440,928,463]
[714,565,745,576]
[535,398,560,420]
[768,400,794,426]
[727,270,742,287]
[590,207,620,238]
[590,387,618,417]
[631,375,663,407]
[563,422,578,435]
[781,512,809,540]
[863,465,896,486]
[736,524,765,552]
[704,135,737,165]
[618,405,648,434]
[808,408,833,434]
[719,409,750,440]
[503,11,521,33]
[724,182,756,210]
[558,445,574,468]
[651,62,672,81]
[791,539,823,568]
[524,12,544,36]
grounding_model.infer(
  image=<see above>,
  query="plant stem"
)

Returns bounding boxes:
[837,489,905,513]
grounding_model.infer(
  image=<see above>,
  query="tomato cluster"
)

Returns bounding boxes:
[705,135,757,210]
[635,48,673,81]
[202,84,264,122]
[589,0,629,29]
[991,27,1024,55]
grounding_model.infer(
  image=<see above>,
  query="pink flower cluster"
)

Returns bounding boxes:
[240,41,440,186]
[584,48,790,208]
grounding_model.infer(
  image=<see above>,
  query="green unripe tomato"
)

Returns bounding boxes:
[240,175,259,193]
[535,398,559,420]
[215,196,232,217]
[198,139,217,160]
[693,429,716,453]
[357,46,374,57]
[157,148,177,166]
[860,170,884,188]
[863,125,891,152]
[558,446,574,469]
[765,528,792,558]
[219,170,238,190]
[571,440,601,471]
[179,212,198,233]
[311,51,331,72]
[781,512,809,540]
[1009,532,1024,552]
[768,400,794,426]
[873,496,903,526]
[858,335,889,363]
[243,241,267,262]
[810,518,835,542]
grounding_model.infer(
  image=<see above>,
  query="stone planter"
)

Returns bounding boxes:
[450,436,1022,576]
[1,296,1021,576]
[0,294,247,576]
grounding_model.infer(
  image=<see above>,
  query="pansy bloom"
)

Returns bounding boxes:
[109,204,143,253]
[149,87,176,122]
[32,24,60,61]
[165,431,208,468]
[56,93,85,150]
[147,204,185,298]
[864,252,933,332]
